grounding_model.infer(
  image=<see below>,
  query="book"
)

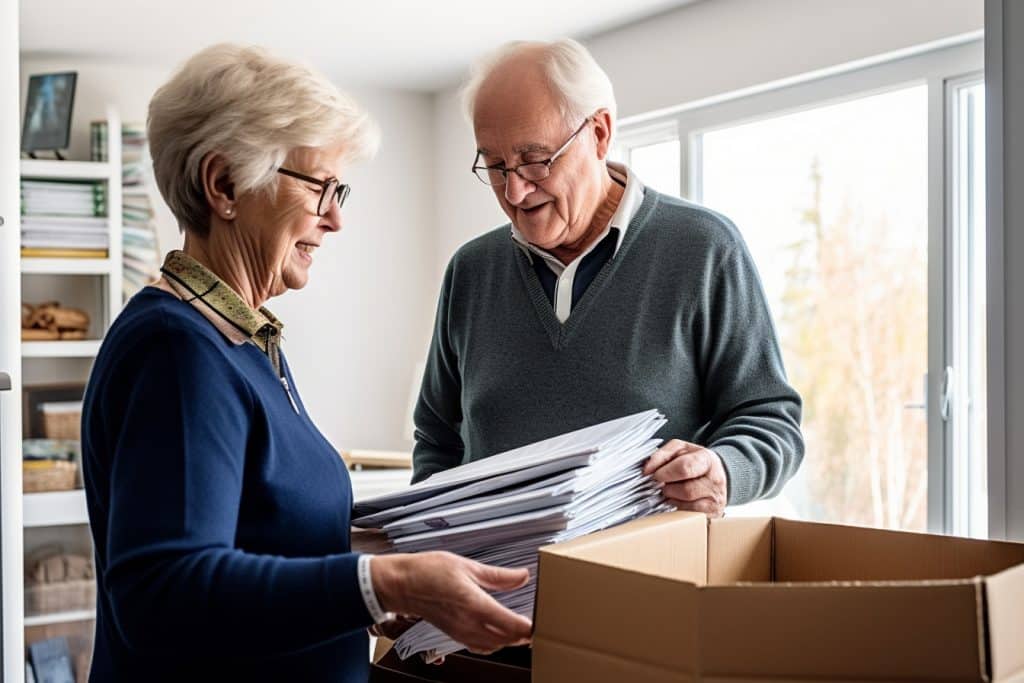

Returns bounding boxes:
[21,247,109,259]
[27,637,75,683]
[21,216,108,230]
[22,237,108,250]
[21,180,107,217]
[90,120,163,300]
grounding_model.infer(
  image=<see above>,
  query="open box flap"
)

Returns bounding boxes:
[773,518,1024,582]
[985,561,1024,682]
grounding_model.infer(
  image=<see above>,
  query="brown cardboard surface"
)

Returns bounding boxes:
[699,582,986,680]
[533,513,1024,682]
[533,637,695,683]
[541,510,707,583]
[534,551,700,675]
[533,511,705,679]
[986,562,1024,682]
[774,517,1024,582]
[707,516,773,584]
[698,679,926,683]
[373,637,394,664]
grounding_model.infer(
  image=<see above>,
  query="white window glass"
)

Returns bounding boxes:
[628,139,680,197]
[700,86,929,530]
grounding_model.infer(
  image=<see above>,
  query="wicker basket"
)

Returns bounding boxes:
[23,460,78,493]
[24,578,96,615]
[39,401,82,441]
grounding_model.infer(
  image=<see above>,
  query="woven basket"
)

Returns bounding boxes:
[40,402,82,441]
[24,578,96,615]
[23,460,78,493]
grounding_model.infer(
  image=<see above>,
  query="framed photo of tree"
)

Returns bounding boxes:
[21,72,77,157]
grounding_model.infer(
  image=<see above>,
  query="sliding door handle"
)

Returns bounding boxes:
[940,366,954,422]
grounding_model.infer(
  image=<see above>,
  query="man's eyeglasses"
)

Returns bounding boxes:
[277,168,351,216]
[471,116,593,187]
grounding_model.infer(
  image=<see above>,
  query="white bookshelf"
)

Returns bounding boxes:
[20,110,123,333]
[23,609,96,628]
[19,160,112,181]
[23,490,90,528]
[350,468,413,501]
[21,340,104,358]
[15,106,122,682]
[21,257,113,275]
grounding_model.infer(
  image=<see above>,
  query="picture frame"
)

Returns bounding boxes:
[21,72,78,156]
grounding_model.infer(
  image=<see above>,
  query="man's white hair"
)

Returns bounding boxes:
[460,38,617,135]
[148,43,380,235]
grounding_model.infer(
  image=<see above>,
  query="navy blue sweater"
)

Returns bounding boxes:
[81,288,372,682]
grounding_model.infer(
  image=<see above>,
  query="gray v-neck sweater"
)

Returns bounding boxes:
[412,189,804,505]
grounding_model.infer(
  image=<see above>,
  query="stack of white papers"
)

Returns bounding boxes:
[352,409,673,660]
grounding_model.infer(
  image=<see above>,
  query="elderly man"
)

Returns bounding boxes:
[411,39,803,516]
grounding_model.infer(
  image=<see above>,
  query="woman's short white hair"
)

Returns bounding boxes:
[460,38,616,133]
[148,43,380,235]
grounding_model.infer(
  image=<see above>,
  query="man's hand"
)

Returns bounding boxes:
[643,439,728,517]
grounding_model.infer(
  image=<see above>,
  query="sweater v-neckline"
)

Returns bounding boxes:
[515,191,659,350]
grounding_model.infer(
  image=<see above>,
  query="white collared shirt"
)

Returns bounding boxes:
[511,162,645,323]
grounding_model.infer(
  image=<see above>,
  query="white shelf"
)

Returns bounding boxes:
[21,340,102,358]
[20,159,113,181]
[350,468,413,501]
[24,609,96,628]
[23,490,90,528]
[21,258,113,275]
[9,106,121,683]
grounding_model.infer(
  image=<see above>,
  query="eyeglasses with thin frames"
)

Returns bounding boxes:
[471,116,593,187]
[277,167,351,216]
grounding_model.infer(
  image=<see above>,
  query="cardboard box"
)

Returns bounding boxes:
[533,512,1024,682]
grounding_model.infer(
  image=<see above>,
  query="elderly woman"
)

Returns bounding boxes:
[80,44,531,682]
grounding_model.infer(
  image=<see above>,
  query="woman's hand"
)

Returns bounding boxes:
[370,552,532,655]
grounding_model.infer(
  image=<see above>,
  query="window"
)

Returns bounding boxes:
[614,123,680,197]
[700,86,929,530]
[948,78,987,538]
[616,40,984,533]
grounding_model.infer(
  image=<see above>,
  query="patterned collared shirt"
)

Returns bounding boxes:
[154,250,286,375]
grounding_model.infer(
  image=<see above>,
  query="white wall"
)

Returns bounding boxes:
[430,0,984,282]
[586,0,982,120]
[272,87,437,453]
[431,89,506,283]
[985,0,1024,542]
[19,56,437,452]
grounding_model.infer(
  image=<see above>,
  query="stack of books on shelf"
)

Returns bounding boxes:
[92,121,162,298]
[122,189,161,299]
[20,181,109,259]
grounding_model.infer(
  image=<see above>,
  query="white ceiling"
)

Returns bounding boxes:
[20,0,698,91]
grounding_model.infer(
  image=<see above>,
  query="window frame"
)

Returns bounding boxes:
[615,39,984,534]
[946,72,987,538]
